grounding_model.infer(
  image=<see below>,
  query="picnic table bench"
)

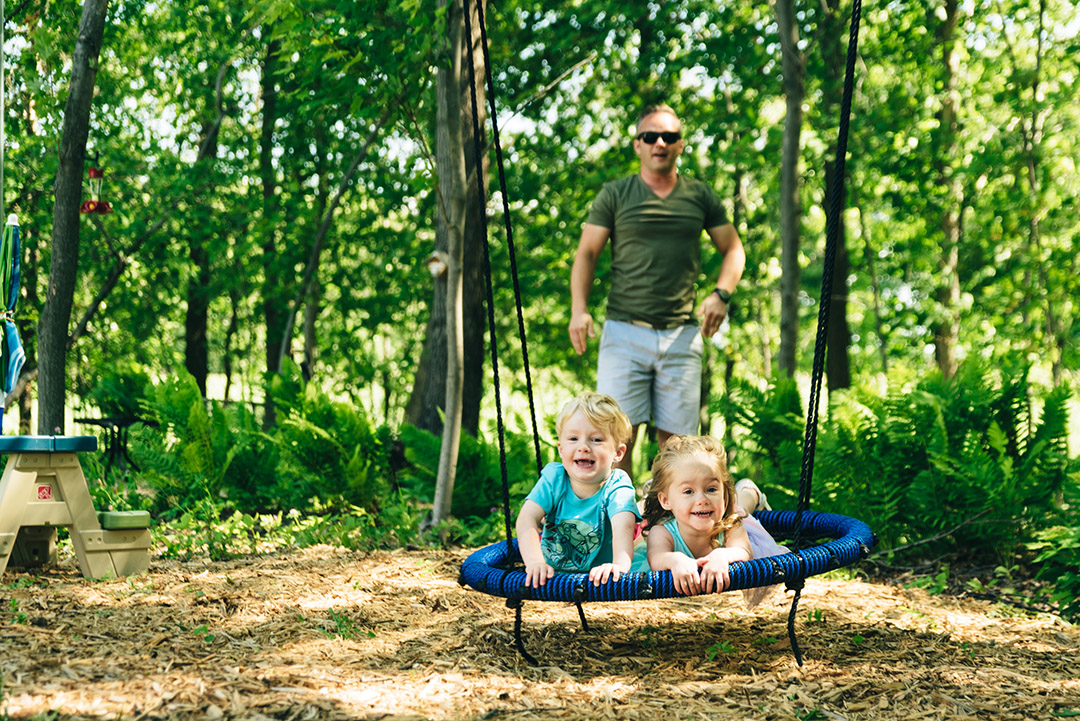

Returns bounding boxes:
[0,435,150,578]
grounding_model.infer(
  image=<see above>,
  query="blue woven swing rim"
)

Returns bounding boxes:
[460,509,875,603]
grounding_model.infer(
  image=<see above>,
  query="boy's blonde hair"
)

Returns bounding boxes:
[642,435,742,547]
[555,392,632,444]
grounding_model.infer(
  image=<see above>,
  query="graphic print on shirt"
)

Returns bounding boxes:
[541,518,601,571]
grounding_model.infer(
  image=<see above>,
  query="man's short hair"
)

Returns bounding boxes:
[636,104,681,131]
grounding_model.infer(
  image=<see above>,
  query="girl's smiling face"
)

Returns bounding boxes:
[657,456,727,533]
[557,410,626,496]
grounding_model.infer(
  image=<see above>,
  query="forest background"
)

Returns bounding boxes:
[1,0,1078,618]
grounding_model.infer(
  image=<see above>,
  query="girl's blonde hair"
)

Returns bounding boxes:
[642,435,742,547]
[555,392,632,444]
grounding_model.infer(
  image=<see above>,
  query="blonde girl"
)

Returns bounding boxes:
[641,435,787,604]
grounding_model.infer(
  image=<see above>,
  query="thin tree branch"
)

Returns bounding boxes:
[502,51,597,127]
[275,104,396,371]
[66,211,174,349]
[865,509,995,561]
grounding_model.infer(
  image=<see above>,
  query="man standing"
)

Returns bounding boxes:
[569,104,746,476]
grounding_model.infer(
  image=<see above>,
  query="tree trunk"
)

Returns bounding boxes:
[259,38,283,427]
[932,0,961,380]
[406,0,488,439]
[184,121,220,397]
[222,279,241,402]
[184,238,211,396]
[821,0,851,393]
[774,0,805,378]
[824,218,851,391]
[37,0,109,435]
[460,41,488,438]
[406,311,445,434]
[430,0,470,527]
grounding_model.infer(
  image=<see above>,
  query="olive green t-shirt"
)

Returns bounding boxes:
[585,174,728,328]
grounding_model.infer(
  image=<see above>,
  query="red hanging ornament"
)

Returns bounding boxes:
[80,165,113,214]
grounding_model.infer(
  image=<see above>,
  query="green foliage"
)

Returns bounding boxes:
[130,373,254,518]
[717,373,812,507]
[320,608,375,640]
[904,566,951,596]
[156,497,261,561]
[705,640,736,660]
[268,360,393,514]
[396,422,539,522]
[722,356,1073,569]
[80,451,154,515]
[1029,522,1080,621]
[8,598,28,625]
[82,361,153,418]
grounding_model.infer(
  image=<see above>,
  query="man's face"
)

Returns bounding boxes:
[633,111,684,175]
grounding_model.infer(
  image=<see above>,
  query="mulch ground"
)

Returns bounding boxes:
[2,546,1078,720]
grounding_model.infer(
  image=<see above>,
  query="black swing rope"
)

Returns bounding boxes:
[459,0,544,665]
[785,0,863,667]
[456,0,868,667]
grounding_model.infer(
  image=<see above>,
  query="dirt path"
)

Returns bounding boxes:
[2,546,1077,720]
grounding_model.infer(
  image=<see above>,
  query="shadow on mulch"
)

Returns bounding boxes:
[1,546,1078,720]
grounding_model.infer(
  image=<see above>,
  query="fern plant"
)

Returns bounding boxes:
[268,360,392,514]
[715,374,806,508]
[131,372,249,517]
[396,422,538,521]
[718,355,1073,565]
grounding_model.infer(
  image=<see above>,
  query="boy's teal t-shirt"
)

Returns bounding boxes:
[525,462,639,572]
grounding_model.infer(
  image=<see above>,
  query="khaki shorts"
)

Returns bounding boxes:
[596,320,704,436]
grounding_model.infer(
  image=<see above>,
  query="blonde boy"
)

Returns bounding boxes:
[516,393,639,588]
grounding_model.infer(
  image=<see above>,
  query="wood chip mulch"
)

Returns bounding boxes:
[2,546,1078,720]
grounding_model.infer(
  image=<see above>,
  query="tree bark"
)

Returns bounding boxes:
[37,0,109,435]
[774,0,805,378]
[932,0,962,379]
[824,210,851,391]
[430,0,470,527]
[405,0,488,439]
[184,236,211,396]
[184,121,220,396]
[259,38,283,428]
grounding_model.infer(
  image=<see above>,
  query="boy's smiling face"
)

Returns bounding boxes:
[557,410,626,497]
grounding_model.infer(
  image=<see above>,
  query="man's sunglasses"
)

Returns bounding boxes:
[635,131,682,144]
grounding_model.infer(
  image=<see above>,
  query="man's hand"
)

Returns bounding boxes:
[696,292,729,338]
[569,311,596,355]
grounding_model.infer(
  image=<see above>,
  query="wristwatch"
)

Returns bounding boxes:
[712,288,732,303]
